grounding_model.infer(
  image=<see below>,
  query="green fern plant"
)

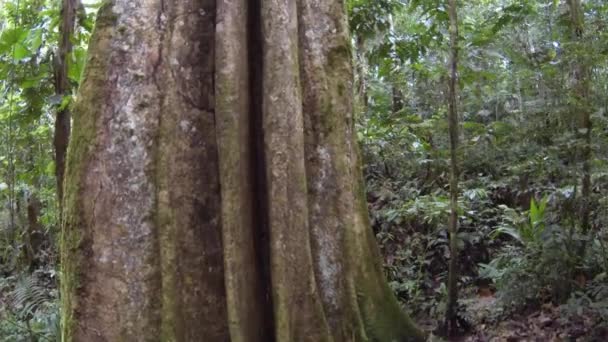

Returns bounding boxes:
[9,274,49,320]
[492,195,549,248]
[2,274,60,342]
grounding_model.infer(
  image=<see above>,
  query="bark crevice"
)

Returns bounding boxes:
[247,0,276,339]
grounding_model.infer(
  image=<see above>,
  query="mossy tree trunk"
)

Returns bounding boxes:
[53,0,78,205]
[61,1,426,341]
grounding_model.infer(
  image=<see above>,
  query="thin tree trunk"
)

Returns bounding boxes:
[25,190,43,271]
[445,0,461,336]
[566,0,592,257]
[61,1,426,341]
[516,72,524,121]
[392,86,404,114]
[389,14,404,115]
[355,36,369,111]
[53,0,77,207]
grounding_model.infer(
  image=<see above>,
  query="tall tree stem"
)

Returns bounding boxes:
[54,0,77,208]
[566,0,592,258]
[445,0,460,336]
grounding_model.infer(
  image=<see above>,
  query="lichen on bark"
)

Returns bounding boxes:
[62,0,227,340]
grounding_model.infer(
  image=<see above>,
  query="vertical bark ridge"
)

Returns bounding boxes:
[65,1,165,339]
[63,1,229,340]
[215,0,270,341]
[295,1,425,340]
[60,3,114,340]
[260,0,332,340]
[349,142,427,341]
[155,0,228,340]
[296,0,363,339]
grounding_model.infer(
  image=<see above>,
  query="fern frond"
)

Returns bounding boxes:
[9,274,49,319]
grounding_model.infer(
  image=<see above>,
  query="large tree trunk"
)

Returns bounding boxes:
[60,1,425,341]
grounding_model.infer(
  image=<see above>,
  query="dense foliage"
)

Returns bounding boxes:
[350,0,608,338]
[0,0,606,340]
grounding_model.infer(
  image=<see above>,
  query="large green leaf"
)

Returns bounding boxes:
[0,27,28,54]
[68,47,88,83]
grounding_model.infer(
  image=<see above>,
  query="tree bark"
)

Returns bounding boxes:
[61,1,426,341]
[25,192,44,271]
[54,0,78,207]
[387,14,404,115]
[354,36,369,111]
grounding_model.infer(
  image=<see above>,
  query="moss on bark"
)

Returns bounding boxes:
[61,1,426,341]
[60,3,114,340]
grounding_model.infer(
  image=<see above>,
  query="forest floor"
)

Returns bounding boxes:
[369,181,607,341]
[415,287,608,341]
[409,278,608,341]
[459,297,606,341]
